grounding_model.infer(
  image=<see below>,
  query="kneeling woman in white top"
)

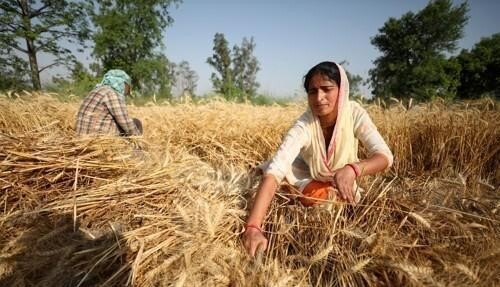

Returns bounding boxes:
[243,61,394,256]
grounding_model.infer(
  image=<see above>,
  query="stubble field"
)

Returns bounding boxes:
[0,93,498,286]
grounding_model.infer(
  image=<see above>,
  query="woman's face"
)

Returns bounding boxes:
[307,73,339,117]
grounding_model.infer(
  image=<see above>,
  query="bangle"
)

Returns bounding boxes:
[245,224,262,233]
[345,163,361,177]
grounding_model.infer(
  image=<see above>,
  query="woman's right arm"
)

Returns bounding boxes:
[243,116,309,256]
[243,174,278,256]
[105,90,141,136]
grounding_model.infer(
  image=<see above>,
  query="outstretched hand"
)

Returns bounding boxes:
[243,228,268,257]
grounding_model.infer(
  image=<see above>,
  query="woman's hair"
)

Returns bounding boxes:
[303,61,340,92]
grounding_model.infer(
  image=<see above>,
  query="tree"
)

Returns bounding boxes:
[131,54,176,100]
[233,37,260,100]
[92,0,180,97]
[207,33,260,101]
[456,33,500,99]
[369,0,468,101]
[49,61,98,97]
[207,33,234,99]
[339,61,363,97]
[0,45,29,90]
[175,60,198,95]
[0,0,92,90]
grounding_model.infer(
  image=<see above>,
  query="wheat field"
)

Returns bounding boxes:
[0,92,498,286]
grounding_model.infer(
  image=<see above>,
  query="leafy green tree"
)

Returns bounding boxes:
[233,37,260,100]
[207,33,235,99]
[339,61,363,97]
[130,54,176,100]
[0,46,29,90]
[48,61,98,97]
[175,60,198,95]
[0,0,92,90]
[369,0,468,101]
[92,0,180,97]
[456,33,500,99]
[347,73,363,97]
[207,33,260,101]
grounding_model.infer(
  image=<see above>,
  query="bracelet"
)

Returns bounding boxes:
[245,224,263,233]
[345,163,361,177]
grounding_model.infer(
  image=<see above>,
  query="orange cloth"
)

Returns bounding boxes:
[299,180,333,207]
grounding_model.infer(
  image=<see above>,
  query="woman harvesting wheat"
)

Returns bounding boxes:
[76,69,143,136]
[244,61,393,256]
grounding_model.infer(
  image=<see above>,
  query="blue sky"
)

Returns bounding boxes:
[42,0,500,97]
[164,0,500,97]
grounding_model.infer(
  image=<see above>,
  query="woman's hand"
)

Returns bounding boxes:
[243,228,268,257]
[333,166,357,203]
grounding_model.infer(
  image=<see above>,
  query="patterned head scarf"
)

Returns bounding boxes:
[95,69,131,96]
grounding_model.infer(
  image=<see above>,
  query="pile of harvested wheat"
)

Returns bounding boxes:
[0,93,498,286]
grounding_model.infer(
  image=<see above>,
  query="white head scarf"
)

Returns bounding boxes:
[286,62,360,201]
[305,62,358,179]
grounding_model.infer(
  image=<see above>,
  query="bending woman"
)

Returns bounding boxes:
[243,61,393,256]
[76,69,143,136]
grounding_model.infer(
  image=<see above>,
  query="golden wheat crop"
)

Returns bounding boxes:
[0,92,498,286]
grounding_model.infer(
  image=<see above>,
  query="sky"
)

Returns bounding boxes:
[41,0,500,98]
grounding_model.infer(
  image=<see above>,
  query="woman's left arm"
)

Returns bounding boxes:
[333,153,390,202]
[333,104,393,202]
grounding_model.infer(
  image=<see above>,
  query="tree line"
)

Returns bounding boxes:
[1,0,184,99]
[369,0,499,101]
[0,0,263,102]
[1,0,498,101]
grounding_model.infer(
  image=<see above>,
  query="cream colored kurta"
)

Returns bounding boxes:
[263,63,393,200]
